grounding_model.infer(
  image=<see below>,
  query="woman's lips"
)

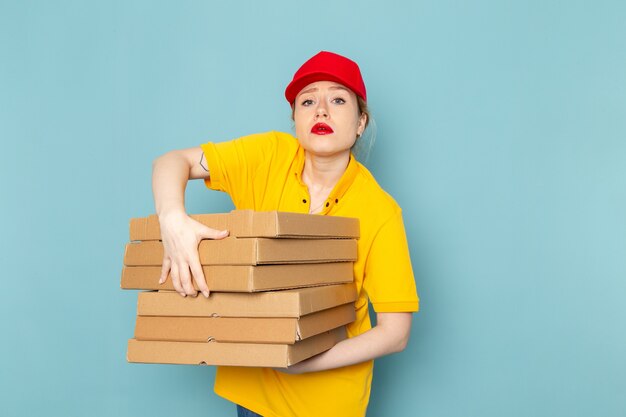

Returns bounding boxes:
[311,123,334,135]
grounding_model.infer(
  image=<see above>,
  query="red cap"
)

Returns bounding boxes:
[284,51,367,104]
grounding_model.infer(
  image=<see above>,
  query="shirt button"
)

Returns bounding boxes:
[302,199,307,203]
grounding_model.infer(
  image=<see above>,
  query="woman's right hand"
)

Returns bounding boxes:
[157,211,229,298]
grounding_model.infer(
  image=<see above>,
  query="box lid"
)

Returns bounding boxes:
[121,262,354,292]
[124,238,357,266]
[130,210,359,241]
[133,303,356,344]
[127,327,346,367]
[136,283,358,318]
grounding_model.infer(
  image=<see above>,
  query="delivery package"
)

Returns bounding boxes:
[130,210,359,241]
[121,262,354,292]
[127,327,347,367]
[123,237,357,266]
[133,303,356,344]
[122,210,361,367]
[127,284,357,366]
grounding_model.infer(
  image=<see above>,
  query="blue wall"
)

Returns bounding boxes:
[1,1,625,416]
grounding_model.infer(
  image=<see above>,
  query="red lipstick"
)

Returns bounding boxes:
[311,123,334,135]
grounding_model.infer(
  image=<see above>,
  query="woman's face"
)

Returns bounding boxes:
[293,81,367,159]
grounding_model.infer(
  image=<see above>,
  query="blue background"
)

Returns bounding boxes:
[1,1,625,416]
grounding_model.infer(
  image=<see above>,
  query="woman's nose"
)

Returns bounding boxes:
[315,105,328,118]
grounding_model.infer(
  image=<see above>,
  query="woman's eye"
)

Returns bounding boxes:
[332,97,346,104]
[301,99,314,106]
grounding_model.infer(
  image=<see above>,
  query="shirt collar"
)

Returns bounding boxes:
[293,145,359,212]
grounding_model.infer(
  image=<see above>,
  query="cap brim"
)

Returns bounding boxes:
[285,72,363,104]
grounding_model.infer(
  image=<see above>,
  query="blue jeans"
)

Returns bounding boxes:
[237,404,263,417]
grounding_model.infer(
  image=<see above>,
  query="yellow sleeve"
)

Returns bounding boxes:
[200,131,288,208]
[363,210,419,313]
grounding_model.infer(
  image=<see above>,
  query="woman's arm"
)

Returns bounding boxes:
[279,312,413,374]
[152,146,228,298]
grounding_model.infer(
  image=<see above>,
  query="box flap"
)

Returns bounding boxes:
[273,211,359,239]
[286,327,347,366]
[296,303,356,340]
[297,284,358,316]
[254,238,357,264]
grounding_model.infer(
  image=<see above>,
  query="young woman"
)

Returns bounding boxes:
[152,51,419,417]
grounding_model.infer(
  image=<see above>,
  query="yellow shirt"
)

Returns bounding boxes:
[201,131,419,417]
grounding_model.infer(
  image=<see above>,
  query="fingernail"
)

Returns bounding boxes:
[158,278,164,284]
[179,293,186,297]
[202,291,209,298]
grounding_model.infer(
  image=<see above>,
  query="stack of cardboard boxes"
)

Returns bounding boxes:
[121,210,359,368]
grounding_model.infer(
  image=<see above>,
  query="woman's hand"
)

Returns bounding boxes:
[158,210,229,298]
[152,146,222,297]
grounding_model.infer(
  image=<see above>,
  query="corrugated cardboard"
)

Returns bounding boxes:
[130,210,360,241]
[137,283,357,318]
[121,262,354,292]
[127,327,346,367]
[124,238,357,266]
[134,303,355,344]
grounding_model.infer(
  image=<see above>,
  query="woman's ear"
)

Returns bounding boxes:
[357,112,368,137]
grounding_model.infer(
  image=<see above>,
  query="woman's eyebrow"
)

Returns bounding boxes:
[299,87,318,95]
[297,85,348,99]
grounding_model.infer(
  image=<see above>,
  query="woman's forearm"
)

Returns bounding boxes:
[150,147,225,298]
[152,150,194,218]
